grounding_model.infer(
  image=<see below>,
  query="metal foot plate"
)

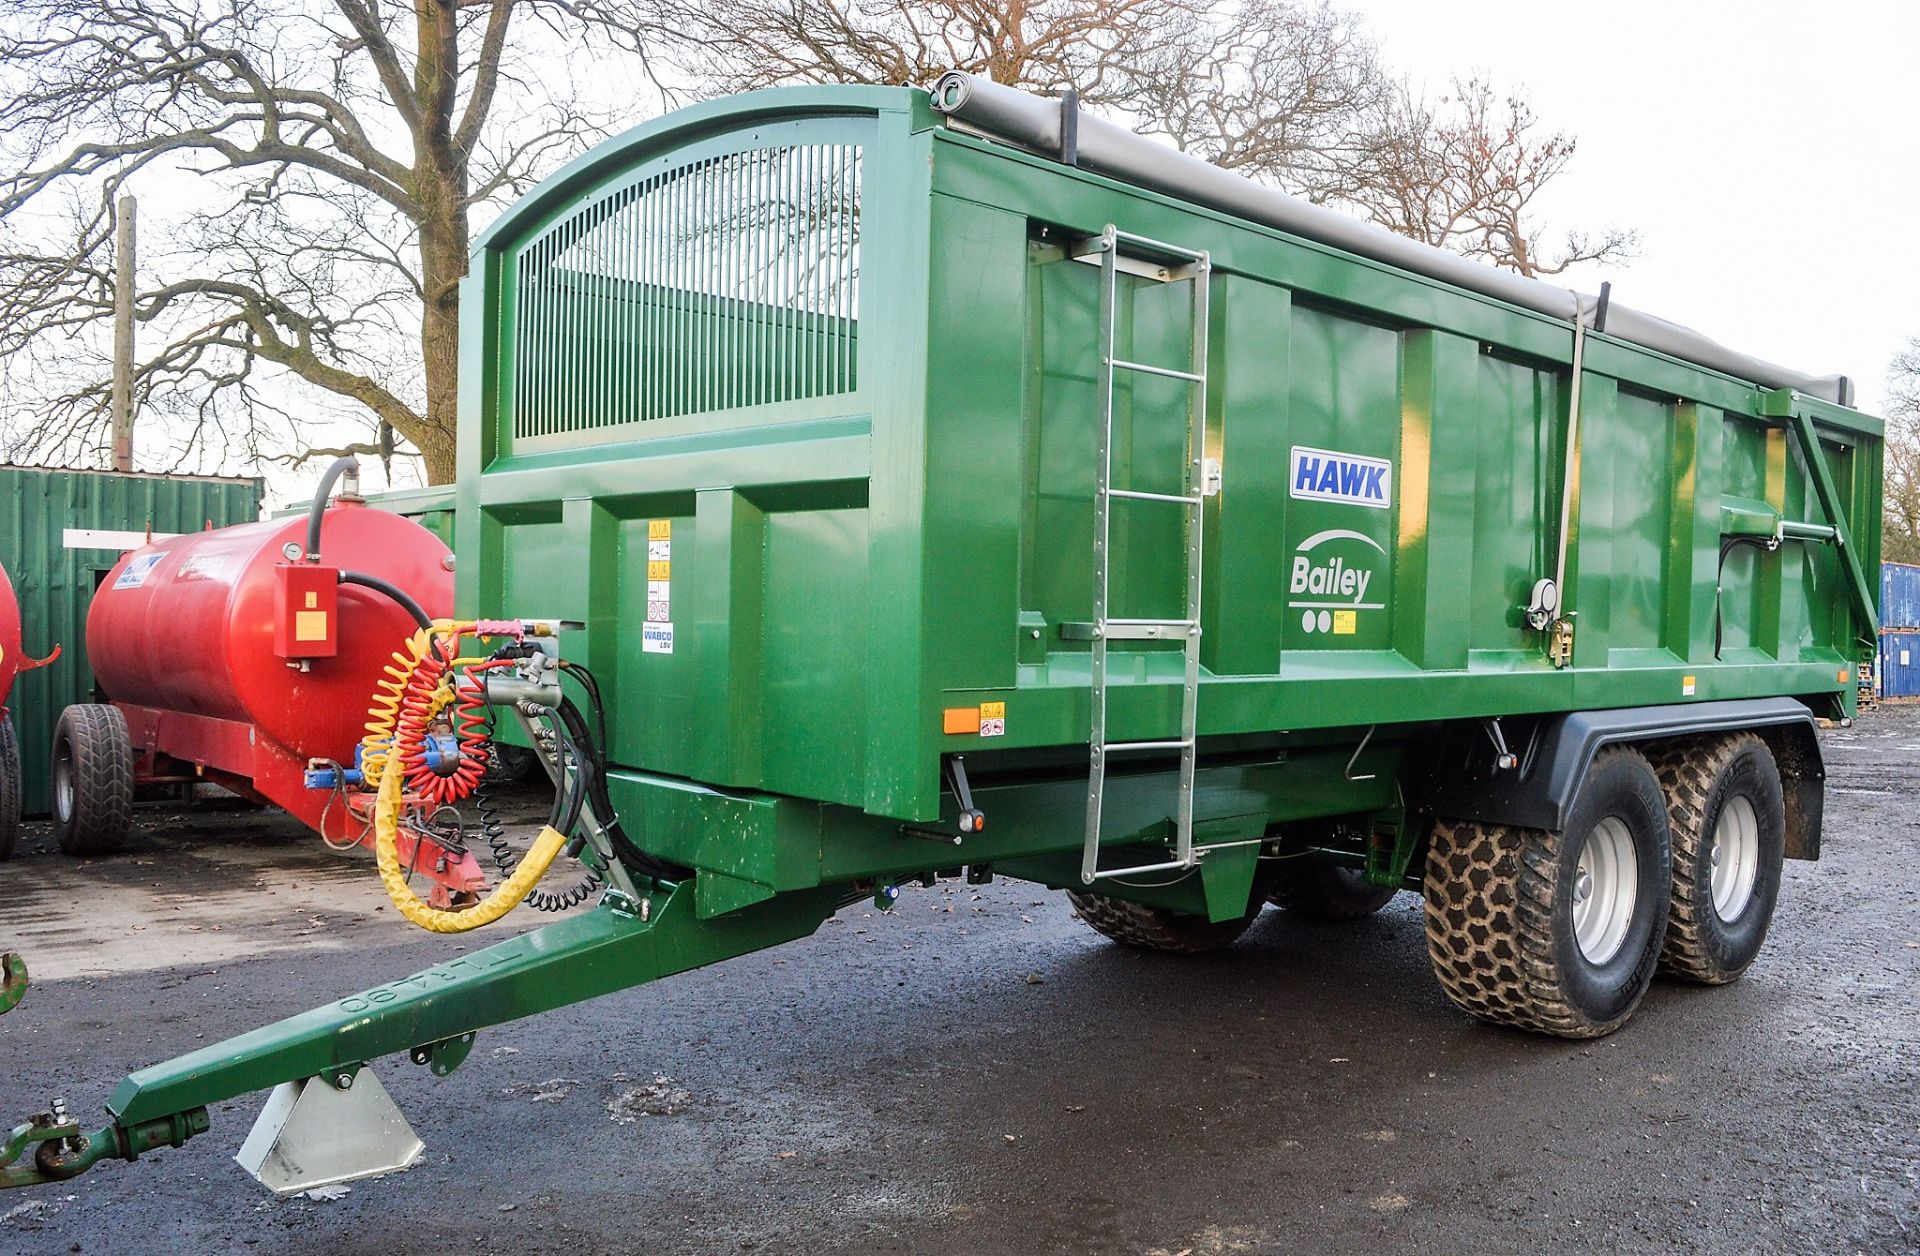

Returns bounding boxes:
[235,1068,423,1195]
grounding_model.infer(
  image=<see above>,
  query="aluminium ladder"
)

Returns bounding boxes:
[1075,224,1212,885]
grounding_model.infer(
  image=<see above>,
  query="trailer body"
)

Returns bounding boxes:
[450,85,1879,903]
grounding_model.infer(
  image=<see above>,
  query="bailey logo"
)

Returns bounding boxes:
[1289,529,1386,636]
[1289,445,1391,509]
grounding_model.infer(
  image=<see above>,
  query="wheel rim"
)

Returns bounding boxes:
[53,739,73,823]
[1572,816,1638,964]
[1710,794,1760,923]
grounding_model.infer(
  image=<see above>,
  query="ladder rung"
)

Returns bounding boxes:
[1090,858,1195,881]
[1108,357,1204,383]
[1103,738,1193,753]
[1101,623,1196,640]
[1108,488,1201,505]
[1110,228,1209,262]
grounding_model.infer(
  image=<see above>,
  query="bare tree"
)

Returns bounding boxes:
[637,0,1631,277]
[1346,76,1636,278]
[1125,0,1388,202]
[0,0,625,482]
[0,0,1630,481]
[1883,338,1920,564]
[629,0,1203,101]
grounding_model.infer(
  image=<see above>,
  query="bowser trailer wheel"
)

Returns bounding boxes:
[485,743,539,785]
[1423,746,1672,1038]
[1268,858,1399,919]
[50,704,134,857]
[1067,891,1259,954]
[0,713,20,861]
[1647,734,1785,984]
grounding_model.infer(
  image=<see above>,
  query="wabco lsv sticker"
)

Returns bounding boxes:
[1290,529,1385,636]
[1290,445,1391,509]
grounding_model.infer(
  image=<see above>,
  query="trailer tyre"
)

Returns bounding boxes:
[0,713,20,861]
[51,704,134,857]
[1067,891,1258,954]
[485,743,540,785]
[1647,734,1785,984]
[1424,746,1671,1038]
[1268,859,1399,919]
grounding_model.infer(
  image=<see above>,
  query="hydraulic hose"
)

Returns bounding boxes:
[338,569,433,631]
[305,455,359,562]
[551,691,685,883]
[370,622,567,933]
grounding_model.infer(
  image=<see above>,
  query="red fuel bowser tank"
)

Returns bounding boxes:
[54,458,487,902]
[0,561,58,864]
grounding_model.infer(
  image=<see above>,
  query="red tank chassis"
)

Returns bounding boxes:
[88,501,484,894]
[0,563,21,710]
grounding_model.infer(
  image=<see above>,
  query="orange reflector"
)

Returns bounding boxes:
[943,707,981,735]
[1839,668,1850,684]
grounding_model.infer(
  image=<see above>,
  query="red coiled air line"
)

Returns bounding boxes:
[395,636,505,806]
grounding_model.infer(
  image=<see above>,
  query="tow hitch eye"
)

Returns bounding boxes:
[1,1107,209,1189]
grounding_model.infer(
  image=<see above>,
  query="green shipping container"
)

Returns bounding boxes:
[362,485,455,549]
[272,483,456,550]
[0,465,262,815]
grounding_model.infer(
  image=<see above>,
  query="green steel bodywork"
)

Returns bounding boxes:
[453,83,1879,885]
[3,85,1884,1190]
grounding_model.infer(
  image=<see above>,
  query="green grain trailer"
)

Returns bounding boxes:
[2,79,1883,1192]
[0,466,262,820]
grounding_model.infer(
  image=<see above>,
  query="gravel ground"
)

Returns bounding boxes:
[0,712,1916,1254]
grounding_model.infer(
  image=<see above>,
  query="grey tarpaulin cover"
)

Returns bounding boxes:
[929,72,1853,407]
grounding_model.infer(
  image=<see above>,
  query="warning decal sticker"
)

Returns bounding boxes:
[645,521,672,622]
[113,552,167,589]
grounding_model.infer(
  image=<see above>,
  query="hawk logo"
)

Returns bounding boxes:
[1289,445,1392,510]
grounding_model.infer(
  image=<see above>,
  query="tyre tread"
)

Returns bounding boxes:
[1067,891,1255,954]
[53,704,134,857]
[1646,732,1772,984]
[0,713,19,861]
[1423,746,1652,1039]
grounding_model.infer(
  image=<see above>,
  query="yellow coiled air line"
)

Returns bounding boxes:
[370,620,568,933]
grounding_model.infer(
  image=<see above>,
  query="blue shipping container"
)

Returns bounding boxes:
[1882,562,1920,632]
[1878,630,1920,698]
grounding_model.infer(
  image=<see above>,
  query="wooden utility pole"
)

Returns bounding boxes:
[110,193,136,472]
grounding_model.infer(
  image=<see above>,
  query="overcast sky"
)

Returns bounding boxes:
[1352,0,1919,413]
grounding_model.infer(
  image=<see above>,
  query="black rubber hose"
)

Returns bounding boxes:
[306,455,359,562]
[545,715,589,839]
[337,570,433,631]
[476,711,602,913]
[553,695,685,883]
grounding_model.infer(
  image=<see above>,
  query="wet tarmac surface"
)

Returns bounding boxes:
[1,712,1916,1253]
